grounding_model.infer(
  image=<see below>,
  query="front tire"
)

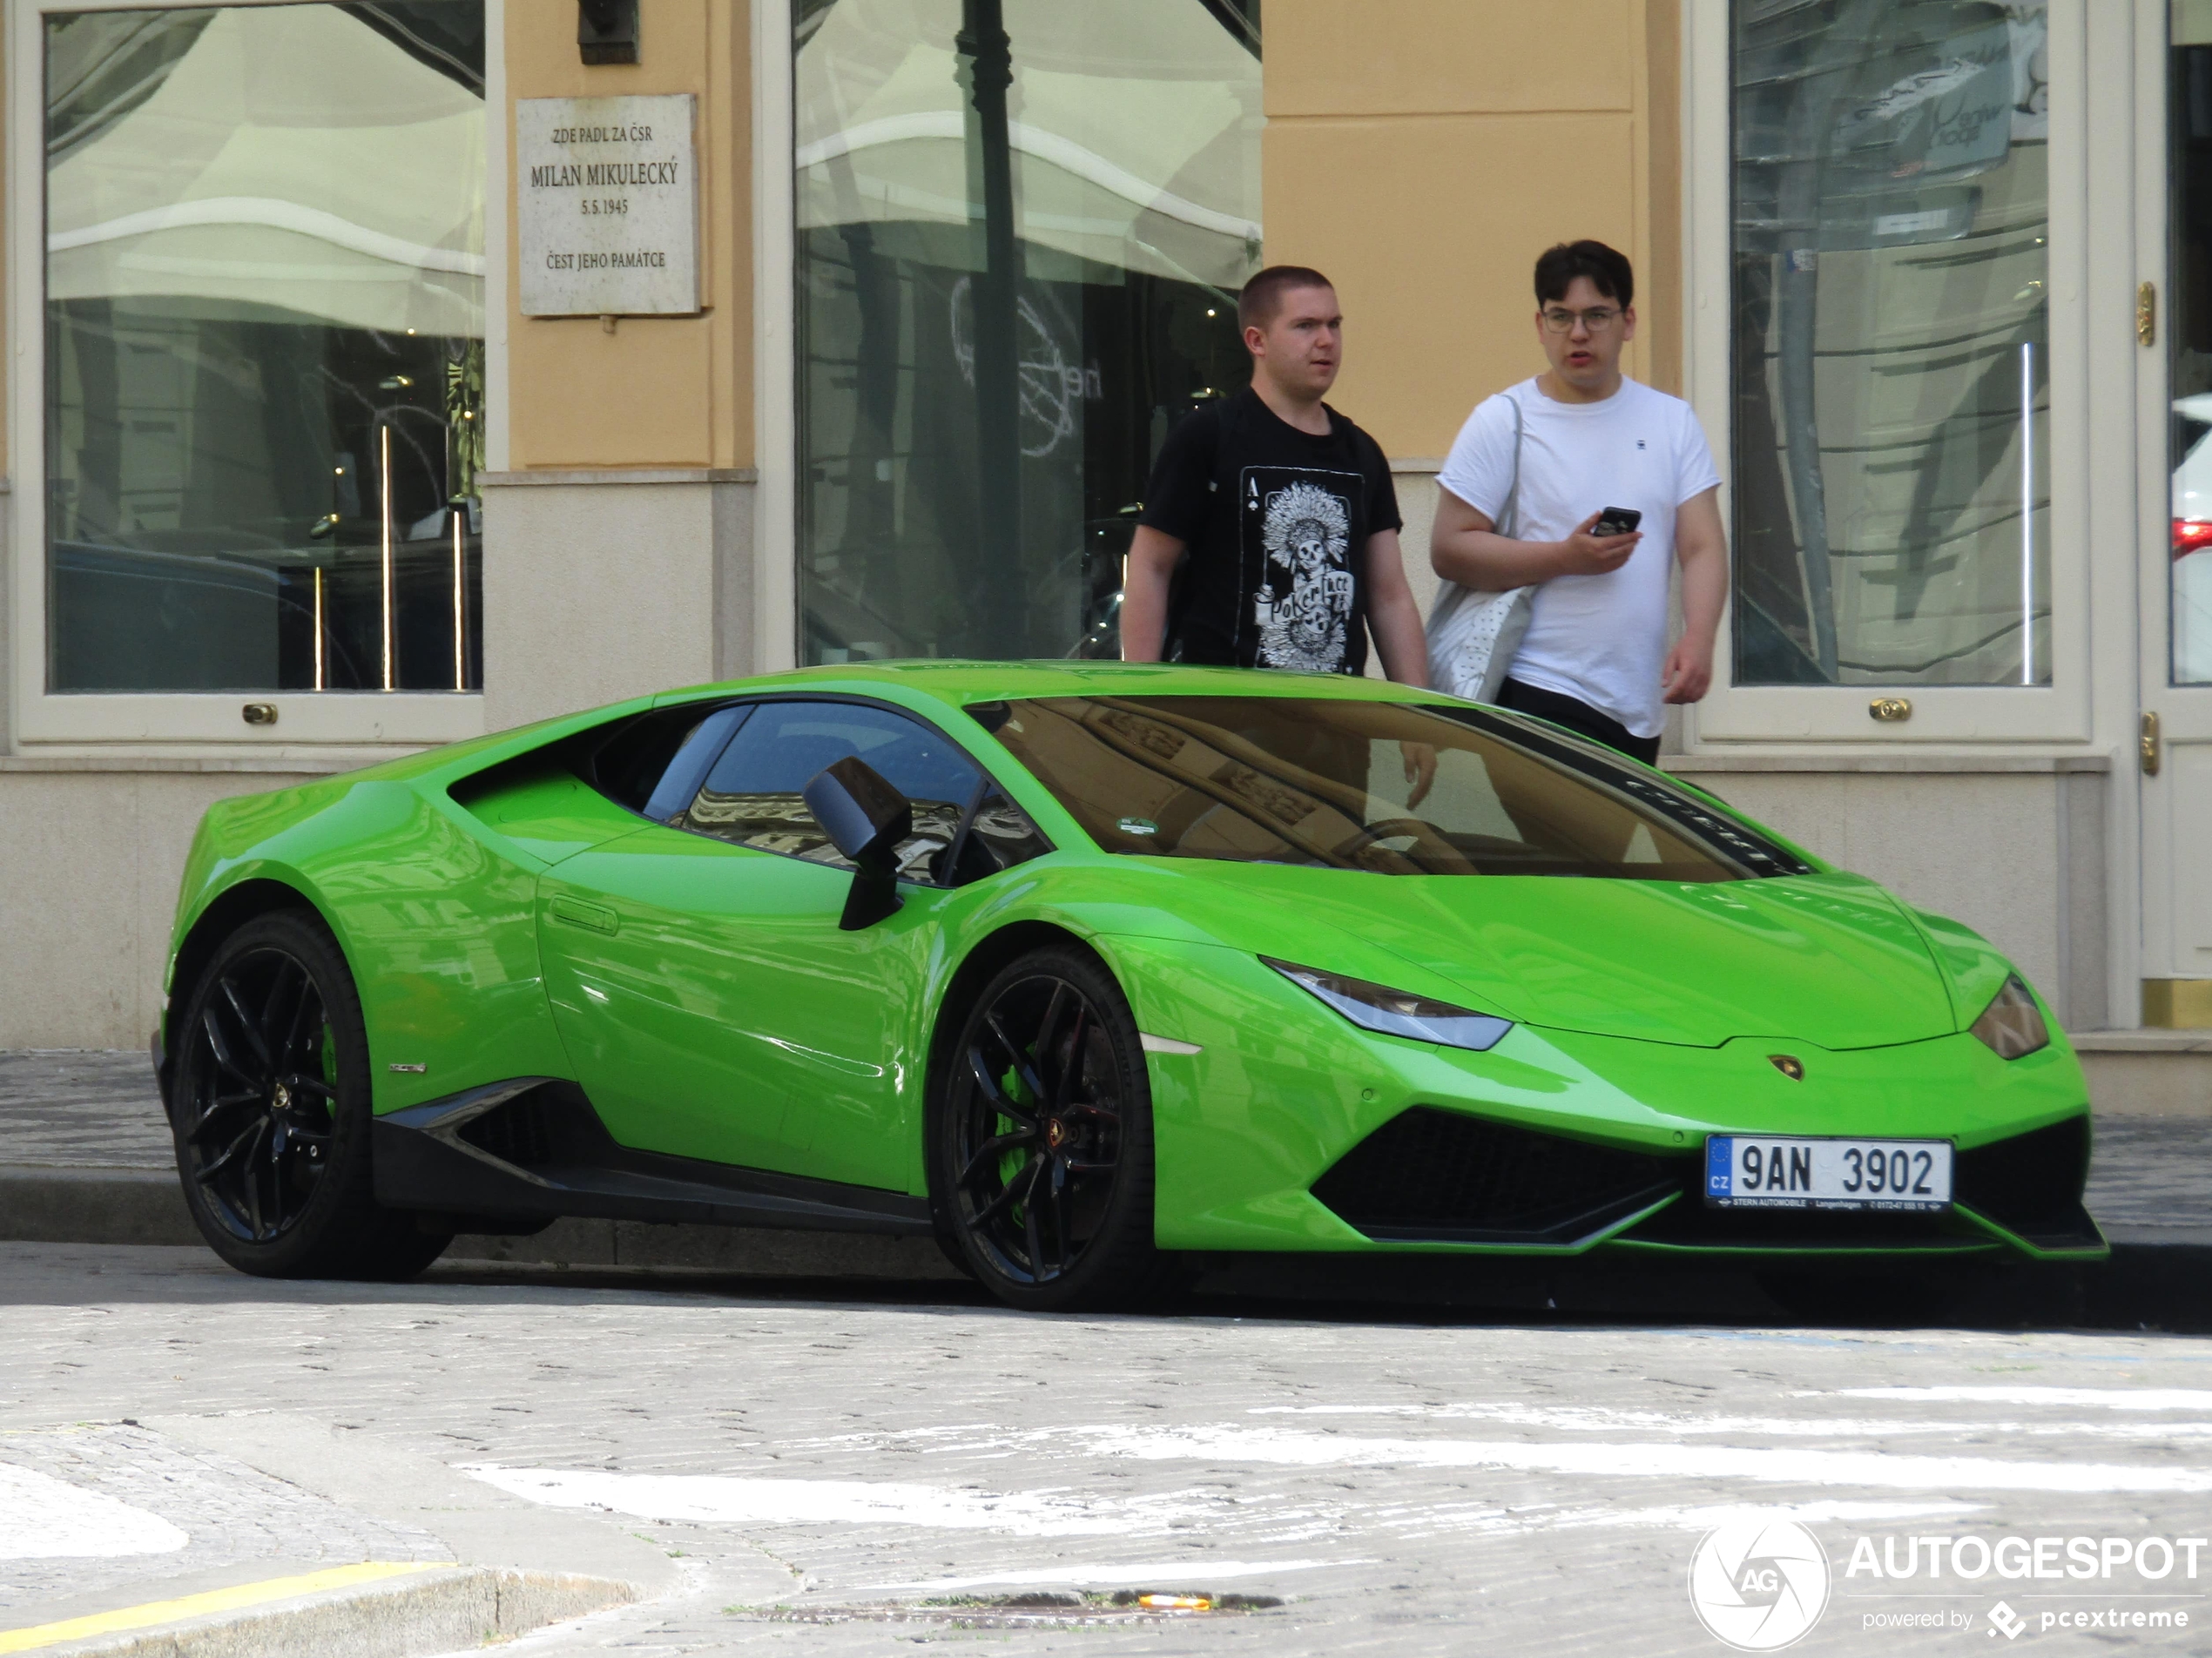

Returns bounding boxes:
[170,909,450,1280]
[932,947,1164,1311]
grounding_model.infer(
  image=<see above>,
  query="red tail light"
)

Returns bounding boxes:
[2175,519,2212,559]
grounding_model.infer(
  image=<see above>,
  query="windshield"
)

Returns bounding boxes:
[984,696,1811,881]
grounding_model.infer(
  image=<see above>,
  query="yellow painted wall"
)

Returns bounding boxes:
[503,0,752,469]
[1264,0,1680,459]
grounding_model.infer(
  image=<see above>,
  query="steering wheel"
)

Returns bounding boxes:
[1334,817,1464,873]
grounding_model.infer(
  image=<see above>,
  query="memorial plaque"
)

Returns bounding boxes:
[517,94,698,316]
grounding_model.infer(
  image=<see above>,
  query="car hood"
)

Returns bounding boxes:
[1116,863,1955,1050]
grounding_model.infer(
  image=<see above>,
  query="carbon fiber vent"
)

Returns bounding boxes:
[455,1081,588,1169]
[1311,1107,1683,1244]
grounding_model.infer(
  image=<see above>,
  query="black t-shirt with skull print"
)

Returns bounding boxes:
[1136,388,1402,675]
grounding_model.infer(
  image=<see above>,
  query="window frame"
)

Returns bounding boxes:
[1680,0,2096,746]
[8,0,503,749]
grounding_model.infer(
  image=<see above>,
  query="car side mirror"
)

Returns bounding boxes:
[802,756,913,930]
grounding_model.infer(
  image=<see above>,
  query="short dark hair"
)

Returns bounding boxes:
[1238,265,1335,334]
[1534,240,1634,310]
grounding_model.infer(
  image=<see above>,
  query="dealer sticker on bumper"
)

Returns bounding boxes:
[1705,1136,1952,1211]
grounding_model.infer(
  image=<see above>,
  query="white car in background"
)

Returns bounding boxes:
[2168,394,2212,684]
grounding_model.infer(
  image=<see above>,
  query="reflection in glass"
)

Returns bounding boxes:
[45,1,485,693]
[794,0,1262,664]
[674,699,983,881]
[2172,9,2212,684]
[989,696,1812,881]
[1731,2,2049,687]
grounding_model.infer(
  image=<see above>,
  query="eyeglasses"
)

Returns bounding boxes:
[1541,306,1622,334]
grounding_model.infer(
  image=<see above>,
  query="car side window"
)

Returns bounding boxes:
[949,789,1053,886]
[671,700,983,884]
[639,705,752,822]
[578,701,750,819]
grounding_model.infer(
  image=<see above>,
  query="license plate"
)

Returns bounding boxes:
[1704,1136,1952,1211]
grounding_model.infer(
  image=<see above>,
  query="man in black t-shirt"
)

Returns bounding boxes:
[1122,266,1430,685]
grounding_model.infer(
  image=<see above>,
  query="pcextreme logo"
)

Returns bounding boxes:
[1688,1517,1833,1651]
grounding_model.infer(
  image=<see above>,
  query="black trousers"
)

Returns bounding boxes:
[1497,677,1662,767]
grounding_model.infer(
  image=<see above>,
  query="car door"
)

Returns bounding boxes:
[536,696,997,1190]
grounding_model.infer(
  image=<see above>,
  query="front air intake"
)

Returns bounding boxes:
[1311,1107,1684,1245]
[1954,1115,2099,1250]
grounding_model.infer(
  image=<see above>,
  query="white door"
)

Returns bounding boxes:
[2142,0,2212,1025]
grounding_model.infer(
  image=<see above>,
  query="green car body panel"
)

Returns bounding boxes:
[160,662,2102,1265]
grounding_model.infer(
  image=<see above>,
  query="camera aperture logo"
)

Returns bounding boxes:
[1689,1517,1833,1650]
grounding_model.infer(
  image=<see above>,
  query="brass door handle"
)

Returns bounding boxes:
[2140,281,2158,347]
[2142,711,2161,776]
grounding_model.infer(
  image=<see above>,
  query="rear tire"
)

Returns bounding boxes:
[930,947,1167,1311]
[170,909,451,1280]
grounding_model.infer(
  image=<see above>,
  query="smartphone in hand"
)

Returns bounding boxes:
[1591,507,1642,537]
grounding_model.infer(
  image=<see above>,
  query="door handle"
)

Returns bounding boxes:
[2141,711,2161,777]
[550,893,619,934]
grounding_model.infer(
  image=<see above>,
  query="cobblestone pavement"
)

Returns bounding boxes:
[0,1050,168,1169]
[0,1422,449,1609]
[4,1244,2212,1656]
[2075,1118,2212,1237]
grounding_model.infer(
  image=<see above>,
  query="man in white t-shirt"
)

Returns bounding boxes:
[1431,240,1725,765]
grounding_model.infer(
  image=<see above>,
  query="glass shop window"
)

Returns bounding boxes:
[1730,2,2049,688]
[44,0,487,693]
[793,0,1263,664]
[2172,3,2212,686]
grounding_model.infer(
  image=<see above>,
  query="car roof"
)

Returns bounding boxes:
[657,660,1451,710]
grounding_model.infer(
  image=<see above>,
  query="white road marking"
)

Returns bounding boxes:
[467,1461,1990,1554]
[462,1466,1227,1536]
[1821,1385,2212,1412]
[1246,1400,2212,1442]
[0,1463,188,1560]
[1538,1500,1982,1532]
[1073,1425,2212,1493]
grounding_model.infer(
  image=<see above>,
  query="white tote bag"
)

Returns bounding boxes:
[1425,393,1533,703]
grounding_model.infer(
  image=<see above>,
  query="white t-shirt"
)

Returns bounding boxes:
[1435,377,1720,739]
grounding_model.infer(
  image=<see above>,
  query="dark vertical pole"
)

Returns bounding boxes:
[958,0,1023,657]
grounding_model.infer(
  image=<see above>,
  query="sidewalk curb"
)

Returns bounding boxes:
[2,1166,2203,1324]
[5,1564,631,1658]
[0,1167,196,1247]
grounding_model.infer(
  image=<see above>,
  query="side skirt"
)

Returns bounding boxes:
[372,1078,933,1237]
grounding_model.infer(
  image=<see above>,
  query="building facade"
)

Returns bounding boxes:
[0,1,2204,1094]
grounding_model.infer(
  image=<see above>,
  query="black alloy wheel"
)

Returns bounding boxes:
[935,947,1166,1311]
[171,910,449,1279]
[182,940,337,1244]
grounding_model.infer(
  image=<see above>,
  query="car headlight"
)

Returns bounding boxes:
[1264,958,1512,1053]
[1970,974,2050,1060]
